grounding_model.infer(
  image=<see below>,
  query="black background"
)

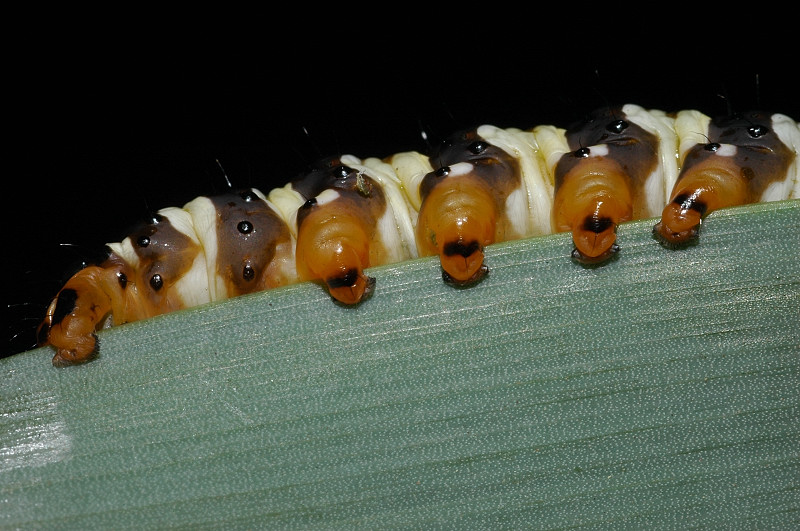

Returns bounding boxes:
[6,35,798,359]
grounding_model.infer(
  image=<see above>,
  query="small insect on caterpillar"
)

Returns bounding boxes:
[37,103,800,366]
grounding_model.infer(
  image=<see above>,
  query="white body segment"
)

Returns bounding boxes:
[182,196,222,300]
[477,125,554,238]
[621,103,680,217]
[344,155,419,264]
[389,150,435,214]
[770,113,800,200]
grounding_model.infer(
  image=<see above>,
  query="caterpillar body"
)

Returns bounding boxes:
[37,103,800,366]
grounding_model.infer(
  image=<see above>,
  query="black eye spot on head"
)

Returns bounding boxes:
[137,235,150,247]
[302,197,317,209]
[117,272,127,289]
[150,274,163,291]
[468,140,489,155]
[606,119,628,134]
[574,147,590,158]
[239,190,257,202]
[704,142,721,152]
[748,125,769,138]
[237,220,253,234]
[435,166,450,177]
[242,264,254,281]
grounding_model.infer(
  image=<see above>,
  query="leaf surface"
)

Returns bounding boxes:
[2,200,799,529]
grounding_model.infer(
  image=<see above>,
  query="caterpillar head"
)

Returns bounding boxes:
[37,259,128,366]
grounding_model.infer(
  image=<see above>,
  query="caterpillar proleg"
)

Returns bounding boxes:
[37,103,800,366]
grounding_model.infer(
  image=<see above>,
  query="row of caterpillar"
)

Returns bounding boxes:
[38,103,800,366]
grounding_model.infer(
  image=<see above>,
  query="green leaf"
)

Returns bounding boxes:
[3,200,799,529]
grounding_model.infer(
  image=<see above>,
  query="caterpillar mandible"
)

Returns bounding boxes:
[37,103,800,367]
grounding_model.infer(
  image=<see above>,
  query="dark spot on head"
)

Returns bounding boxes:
[435,166,450,177]
[52,289,78,326]
[326,269,359,289]
[673,193,708,216]
[582,216,614,234]
[117,272,127,289]
[239,190,257,202]
[137,235,150,247]
[748,125,769,138]
[705,142,721,152]
[574,147,590,158]
[443,240,481,258]
[302,197,317,209]
[242,264,254,281]
[237,220,253,234]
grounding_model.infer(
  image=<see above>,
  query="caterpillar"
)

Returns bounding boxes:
[36,103,800,367]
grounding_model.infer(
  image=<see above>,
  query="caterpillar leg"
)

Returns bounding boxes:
[40,204,218,366]
[38,214,205,366]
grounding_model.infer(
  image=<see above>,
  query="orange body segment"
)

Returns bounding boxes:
[413,126,528,284]
[415,177,497,284]
[295,200,374,305]
[553,158,633,262]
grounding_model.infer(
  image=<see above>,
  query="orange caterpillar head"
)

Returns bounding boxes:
[569,207,622,264]
[652,191,706,246]
[37,260,128,366]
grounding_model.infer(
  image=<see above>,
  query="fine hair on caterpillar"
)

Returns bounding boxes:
[34,103,800,367]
